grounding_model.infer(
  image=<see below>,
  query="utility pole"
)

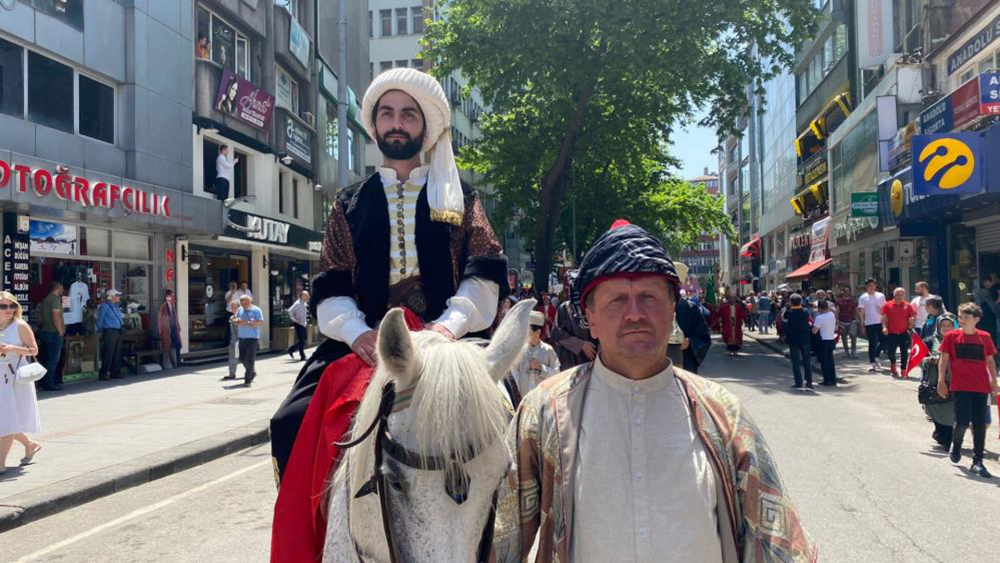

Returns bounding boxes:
[336,0,349,191]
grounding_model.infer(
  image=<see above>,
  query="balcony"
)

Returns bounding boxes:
[194,58,272,148]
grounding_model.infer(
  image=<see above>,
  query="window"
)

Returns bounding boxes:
[236,36,249,79]
[0,38,24,118]
[960,69,974,84]
[78,75,114,144]
[380,10,392,36]
[824,36,834,70]
[412,58,423,70]
[199,9,251,79]
[369,11,373,38]
[293,178,299,219]
[396,8,408,35]
[282,0,300,20]
[835,25,847,60]
[395,60,408,68]
[27,51,73,133]
[370,62,374,81]
[276,66,299,114]
[114,232,150,260]
[325,101,338,157]
[279,172,285,214]
[979,57,992,73]
[348,128,356,172]
[380,60,392,73]
[412,7,424,34]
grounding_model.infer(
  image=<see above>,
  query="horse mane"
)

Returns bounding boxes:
[338,330,511,495]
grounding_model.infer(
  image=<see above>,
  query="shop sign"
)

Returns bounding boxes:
[947,14,1000,75]
[809,217,831,263]
[833,216,879,244]
[912,132,984,195]
[952,78,982,130]
[790,232,811,250]
[215,68,275,130]
[2,212,30,314]
[919,96,953,135]
[887,122,917,168]
[979,71,1000,114]
[803,152,828,185]
[850,192,879,217]
[224,209,322,250]
[289,18,311,68]
[0,158,172,218]
[319,61,339,103]
[285,118,312,164]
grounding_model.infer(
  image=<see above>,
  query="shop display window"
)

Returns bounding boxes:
[187,248,251,351]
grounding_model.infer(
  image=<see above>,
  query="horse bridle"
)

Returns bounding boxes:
[336,381,508,563]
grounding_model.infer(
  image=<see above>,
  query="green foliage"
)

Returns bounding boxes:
[425,0,817,286]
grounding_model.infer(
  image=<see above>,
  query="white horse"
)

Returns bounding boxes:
[323,299,535,563]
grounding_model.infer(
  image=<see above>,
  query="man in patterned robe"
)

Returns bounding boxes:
[491,221,816,563]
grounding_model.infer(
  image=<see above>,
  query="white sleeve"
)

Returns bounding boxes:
[432,277,500,339]
[317,296,372,347]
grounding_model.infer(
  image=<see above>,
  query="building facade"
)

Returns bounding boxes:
[681,169,720,295]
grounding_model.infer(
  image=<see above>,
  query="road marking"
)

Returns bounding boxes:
[12,459,271,563]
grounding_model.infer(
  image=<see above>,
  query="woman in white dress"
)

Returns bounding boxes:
[0,291,42,474]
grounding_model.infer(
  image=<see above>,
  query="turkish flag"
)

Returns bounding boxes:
[905,332,929,378]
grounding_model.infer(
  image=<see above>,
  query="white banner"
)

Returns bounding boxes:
[856,0,894,69]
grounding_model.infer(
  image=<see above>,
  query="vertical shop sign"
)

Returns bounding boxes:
[2,212,31,313]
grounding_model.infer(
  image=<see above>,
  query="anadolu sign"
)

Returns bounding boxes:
[0,158,171,218]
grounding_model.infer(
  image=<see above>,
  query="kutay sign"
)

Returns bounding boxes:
[0,158,171,218]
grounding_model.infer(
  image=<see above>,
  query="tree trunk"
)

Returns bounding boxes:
[533,77,599,293]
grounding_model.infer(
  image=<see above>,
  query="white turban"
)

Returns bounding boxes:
[361,68,464,225]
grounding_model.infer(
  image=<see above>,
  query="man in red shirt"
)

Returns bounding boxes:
[836,286,858,357]
[881,287,917,377]
[937,302,999,478]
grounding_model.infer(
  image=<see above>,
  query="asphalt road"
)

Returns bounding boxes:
[4,335,1000,562]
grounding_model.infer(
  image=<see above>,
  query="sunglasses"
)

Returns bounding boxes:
[0,304,16,310]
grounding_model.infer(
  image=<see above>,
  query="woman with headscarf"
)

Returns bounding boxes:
[922,312,957,449]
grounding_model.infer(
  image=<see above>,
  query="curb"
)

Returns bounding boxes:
[744,332,824,373]
[0,420,271,533]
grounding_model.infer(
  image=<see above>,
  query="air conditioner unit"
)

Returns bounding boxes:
[302,112,315,127]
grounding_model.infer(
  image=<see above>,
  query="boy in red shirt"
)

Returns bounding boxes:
[938,302,1000,478]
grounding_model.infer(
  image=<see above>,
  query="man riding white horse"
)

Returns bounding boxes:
[270,68,508,562]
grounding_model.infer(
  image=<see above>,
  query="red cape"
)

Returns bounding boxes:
[271,309,425,563]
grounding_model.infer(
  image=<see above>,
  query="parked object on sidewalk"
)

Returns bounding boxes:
[96,290,125,380]
[0,291,43,475]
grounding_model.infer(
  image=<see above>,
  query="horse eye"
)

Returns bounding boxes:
[388,477,405,492]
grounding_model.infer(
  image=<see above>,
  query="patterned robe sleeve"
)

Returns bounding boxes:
[491,399,543,563]
[452,190,508,295]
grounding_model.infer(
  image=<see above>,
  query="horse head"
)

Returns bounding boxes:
[327,299,536,563]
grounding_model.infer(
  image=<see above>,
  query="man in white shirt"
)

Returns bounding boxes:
[268,68,508,482]
[286,290,309,362]
[214,145,238,201]
[812,300,838,386]
[912,281,930,336]
[857,278,887,372]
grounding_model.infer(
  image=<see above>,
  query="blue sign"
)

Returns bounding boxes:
[919,96,953,134]
[912,132,985,196]
[980,71,1000,115]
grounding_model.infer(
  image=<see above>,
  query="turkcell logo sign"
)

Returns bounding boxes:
[912,133,983,196]
[850,193,879,217]
[980,71,1000,115]
[919,96,953,134]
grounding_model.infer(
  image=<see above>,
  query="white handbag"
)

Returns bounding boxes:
[14,356,47,385]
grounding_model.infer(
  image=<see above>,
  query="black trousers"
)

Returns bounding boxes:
[865,324,883,363]
[819,339,837,384]
[100,328,122,378]
[287,324,306,359]
[789,342,813,386]
[884,332,909,370]
[214,177,230,200]
[953,391,989,463]
[238,338,258,382]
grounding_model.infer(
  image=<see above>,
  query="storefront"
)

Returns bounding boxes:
[184,245,252,353]
[785,217,832,291]
[0,151,223,380]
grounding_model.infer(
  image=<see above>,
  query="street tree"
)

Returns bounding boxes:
[424,0,816,290]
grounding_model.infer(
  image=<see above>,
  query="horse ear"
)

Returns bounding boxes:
[377,308,418,387]
[484,298,536,383]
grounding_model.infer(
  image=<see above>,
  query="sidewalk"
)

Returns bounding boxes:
[743,328,913,381]
[0,347,313,532]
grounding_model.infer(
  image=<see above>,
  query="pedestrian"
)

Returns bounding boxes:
[719,291,746,356]
[782,293,814,390]
[96,289,125,380]
[549,270,597,368]
[881,287,917,378]
[510,311,560,396]
[836,286,858,357]
[813,299,838,386]
[537,292,557,341]
[233,295,263,385]
[859,278,887,372]
[975,276,999,346]
[286,290,309,362]
[756,292,772,334]
[912,281,931,337]
[36,281,65,391]
[221,300,240,382]
[214,144,238,201]
[937,303,999,478]
[0,291,43,475]
[922,295,947,335]
[492,221,817,562]
[157,289,182,369]
[674,291,712,373]
[922,312,957,450]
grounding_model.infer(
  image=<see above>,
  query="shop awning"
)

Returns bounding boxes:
[785,258,832,281]
[740,237,761,258]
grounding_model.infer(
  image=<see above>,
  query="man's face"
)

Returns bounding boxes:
[916,284,927,296]
[301,292,310,303]
[893,288,906,302]
[867,282,876,294]
[585,276,675,362]
[241,299,252,310]
[110,294,120,303]
[529,326,542,345]
[374,90,426,161]
[958,312,979,330]
[240,283,248,291]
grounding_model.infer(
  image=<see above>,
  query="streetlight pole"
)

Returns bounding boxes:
[336,0,349,192]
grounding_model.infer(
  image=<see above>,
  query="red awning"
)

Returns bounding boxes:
[785,258,832,281]
[740,237,761,258]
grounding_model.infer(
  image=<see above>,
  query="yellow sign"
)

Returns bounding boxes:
[917,138,975,190]
[890,179,904,217]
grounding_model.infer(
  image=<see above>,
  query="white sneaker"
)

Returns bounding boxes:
[868,363,876,372]
[874,359,882,371]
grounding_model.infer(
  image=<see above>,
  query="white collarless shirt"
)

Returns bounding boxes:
[571,357,723,563]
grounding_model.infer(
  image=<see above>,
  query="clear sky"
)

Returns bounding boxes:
[668,109,721,181]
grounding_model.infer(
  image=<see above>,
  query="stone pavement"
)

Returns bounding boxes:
[0,347,313,532]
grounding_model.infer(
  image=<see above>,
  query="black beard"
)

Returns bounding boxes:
[377,130,424,161]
